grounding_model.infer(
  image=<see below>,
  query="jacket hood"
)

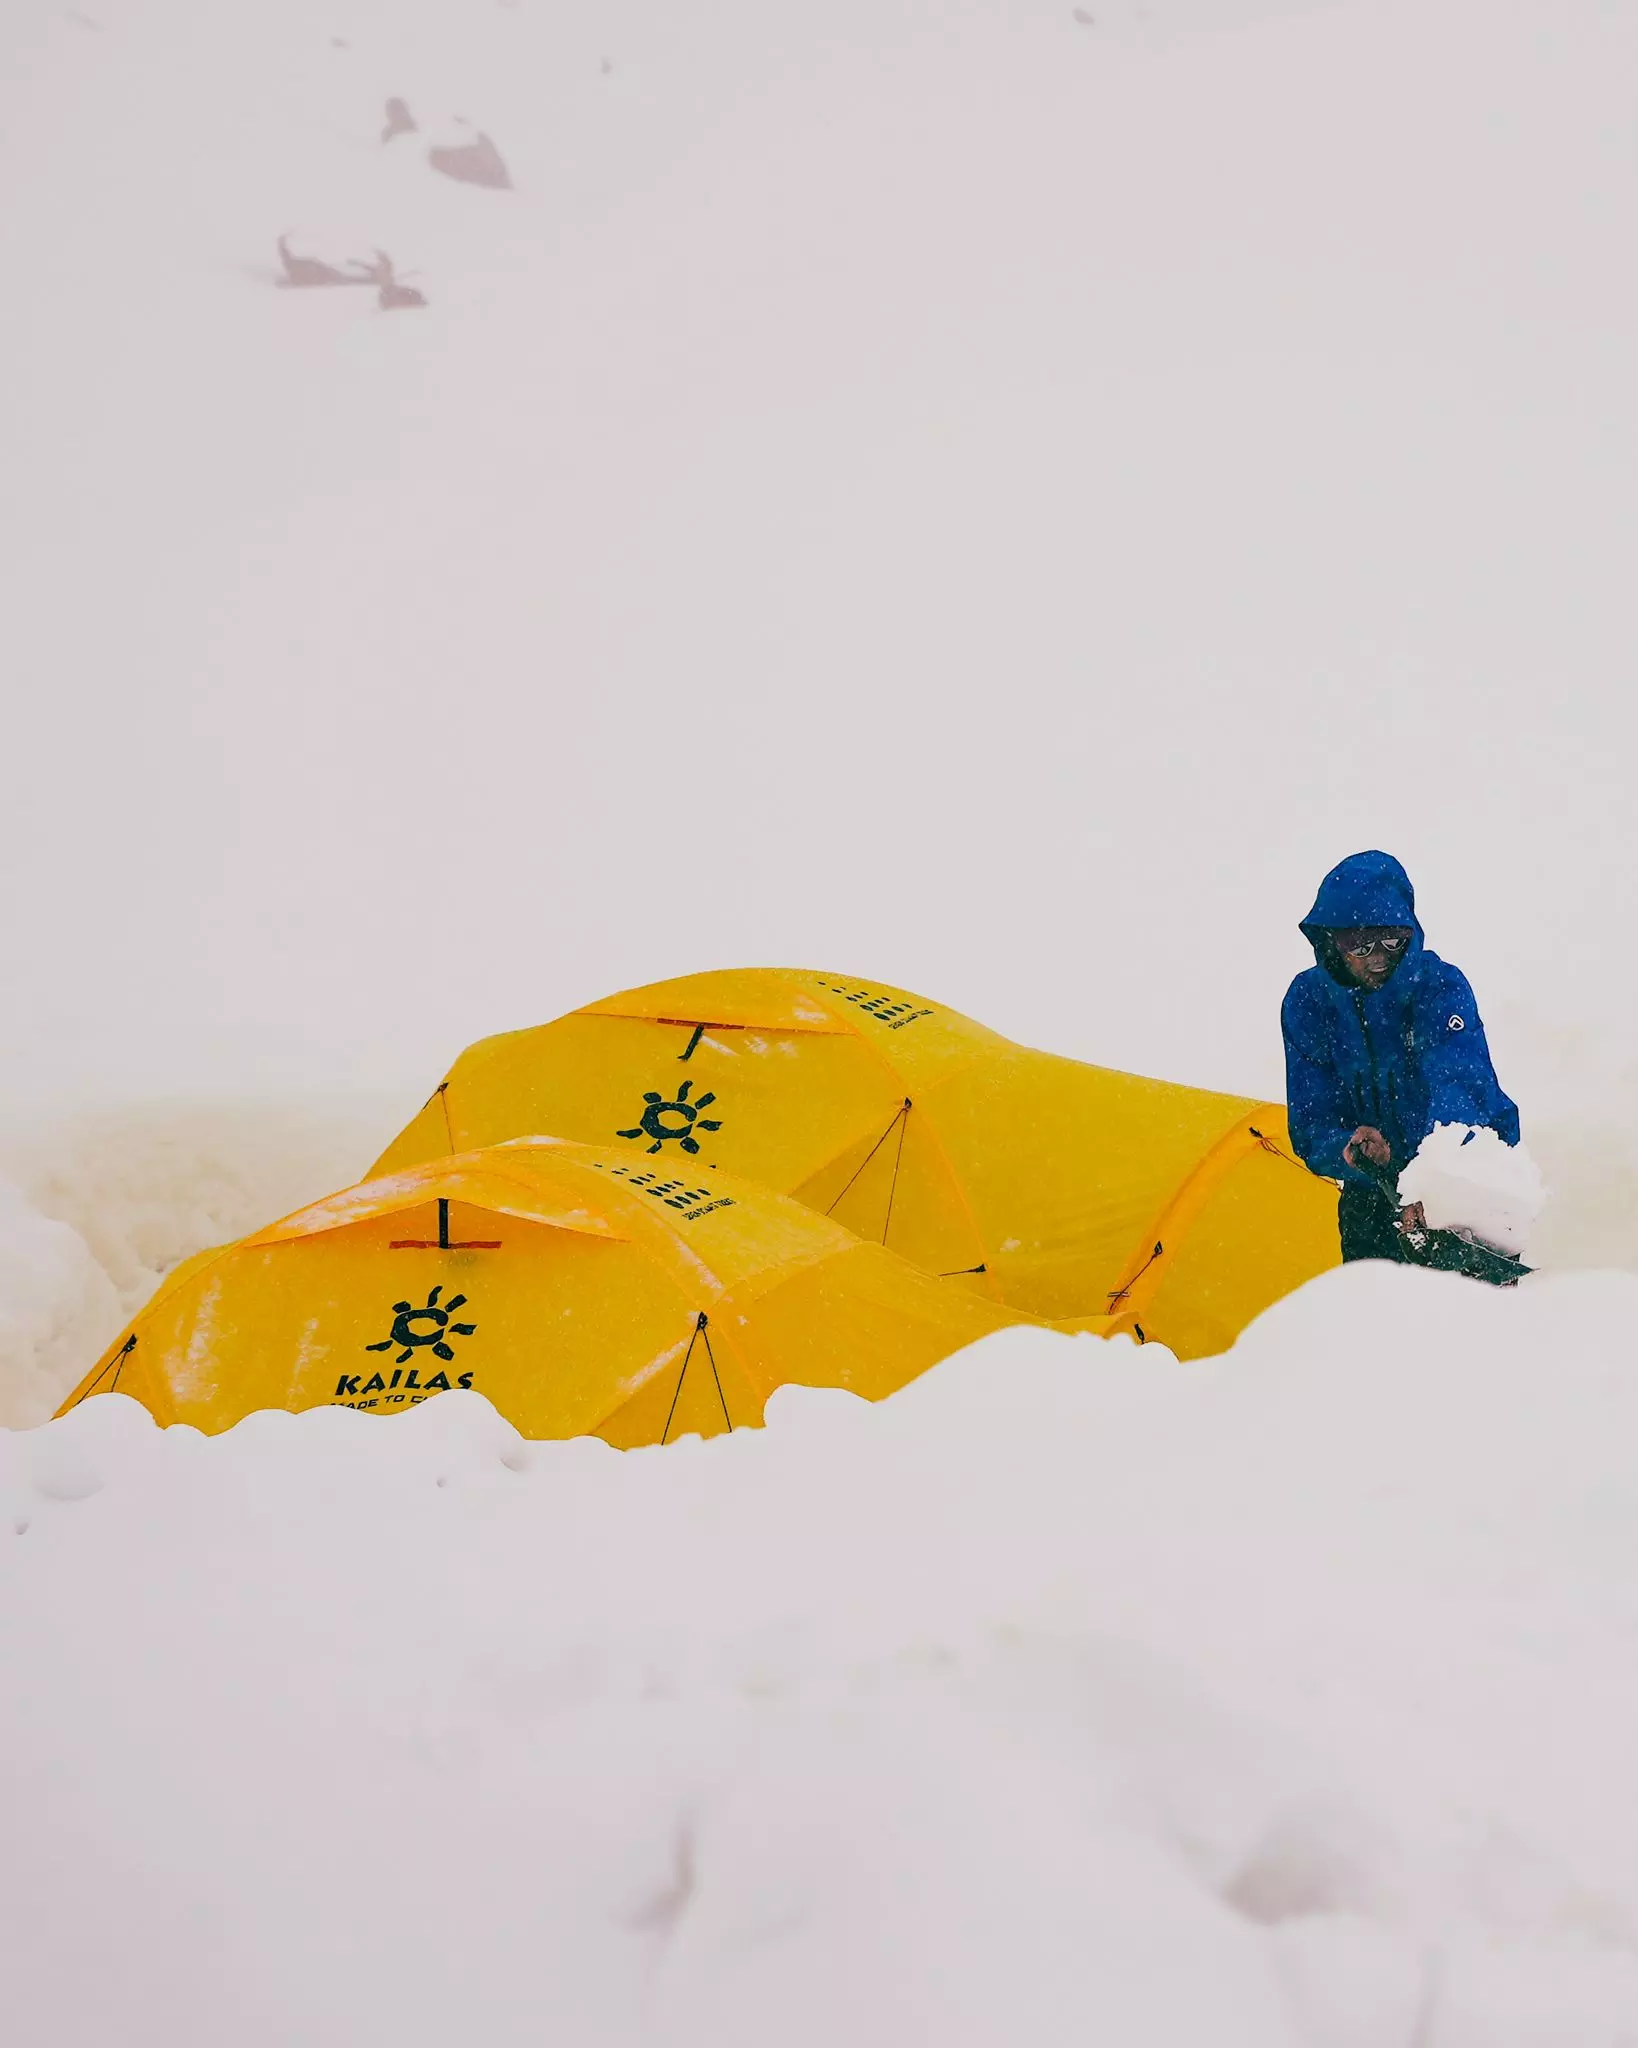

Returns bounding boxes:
[1299,851,1425,983]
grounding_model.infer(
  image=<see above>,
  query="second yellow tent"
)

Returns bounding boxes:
[372,969,1339,1359]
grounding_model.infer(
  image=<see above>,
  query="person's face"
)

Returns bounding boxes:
[1331,927,1413,991]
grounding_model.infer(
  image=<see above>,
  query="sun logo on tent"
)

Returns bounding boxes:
[618,1079,724,1156]
[366,1285,477,1365]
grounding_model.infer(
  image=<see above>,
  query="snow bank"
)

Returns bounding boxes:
[5,1264,1638,2045]
[1398,1124,1547,1257]
[0,1175,120,1430]
[0,1098,397,1426]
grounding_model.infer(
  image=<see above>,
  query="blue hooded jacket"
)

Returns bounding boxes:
[1281,851,1519,1185]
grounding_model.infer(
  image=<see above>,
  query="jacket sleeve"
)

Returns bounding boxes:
[1419,968,1522,1143]
[1282,981,1369,1184]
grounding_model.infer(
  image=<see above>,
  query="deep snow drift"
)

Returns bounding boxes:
[6,1267,1638,2046]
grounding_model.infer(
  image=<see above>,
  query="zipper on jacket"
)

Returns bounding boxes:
[1352,989,1386,1142]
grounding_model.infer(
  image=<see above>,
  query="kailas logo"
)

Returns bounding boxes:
[1447,1014,1465,1031]
[366,1284,477,1365]
[618,1078,723,1156]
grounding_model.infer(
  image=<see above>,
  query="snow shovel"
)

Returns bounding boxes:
[1359,1160,1530,1288]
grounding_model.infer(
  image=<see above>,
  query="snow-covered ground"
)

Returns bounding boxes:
[7,1272,1638,2045]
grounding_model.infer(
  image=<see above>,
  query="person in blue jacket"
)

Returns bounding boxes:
[1282,851,1520,1263]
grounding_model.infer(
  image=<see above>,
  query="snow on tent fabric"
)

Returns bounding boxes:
[55,1139,1071,1445]
[369,968,1343,1360]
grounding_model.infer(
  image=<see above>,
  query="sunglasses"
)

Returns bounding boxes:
[1336,931,1411,960]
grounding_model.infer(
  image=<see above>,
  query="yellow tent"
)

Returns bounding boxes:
[56,1137,1066,1444]
[371,969,1340,1359]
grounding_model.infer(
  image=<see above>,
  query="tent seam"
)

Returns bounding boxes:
[1103,1106,1283,1324]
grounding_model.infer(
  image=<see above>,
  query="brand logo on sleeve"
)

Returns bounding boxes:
[1447,1014,1465,1031]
